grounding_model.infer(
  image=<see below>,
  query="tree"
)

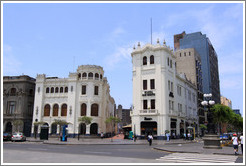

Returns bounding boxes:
[229,112,243,133]
[53,119,71,138]
[105,116,121,142]
[78,116,92,140]
[13,120,23,133]
[211,104,231,134]
[33,121,46,139]
[199,124,207,136]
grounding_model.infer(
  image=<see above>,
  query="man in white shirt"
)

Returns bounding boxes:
[240,134,243,154]
[232,133,239,155]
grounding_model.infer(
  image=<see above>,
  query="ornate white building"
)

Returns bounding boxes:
[31,65,115,137]
[131,40,198,138]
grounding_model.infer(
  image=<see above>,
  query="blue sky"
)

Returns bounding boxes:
[2,2,244,115]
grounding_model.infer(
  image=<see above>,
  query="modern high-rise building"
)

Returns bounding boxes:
[3,75,36,137]
[174,48,205,132]
[131,40,198,138]
[174,31,221,104]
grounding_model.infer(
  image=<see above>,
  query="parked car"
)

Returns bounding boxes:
[11,132,26,142]
[3,132,12,141]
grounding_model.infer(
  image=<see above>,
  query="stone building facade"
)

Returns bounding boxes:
[31,65,115,137]
[3,75,36,136]
[116,105,131,133]
[131,40,198,138]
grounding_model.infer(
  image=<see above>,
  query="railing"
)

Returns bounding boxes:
[169,109,178,116]
[139,109,158,115]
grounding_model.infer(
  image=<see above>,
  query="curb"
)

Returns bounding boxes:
[153,147,200,154]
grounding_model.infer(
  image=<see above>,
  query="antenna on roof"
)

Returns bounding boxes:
[151,17,152,44]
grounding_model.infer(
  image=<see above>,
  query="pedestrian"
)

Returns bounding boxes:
[148,134,153,146]
[232,133,239,155]
[134,134,137,142]
[184,133,186,140]
[188,133,191,140]
[166,133,170,142]
[240,133,243,154]
[100,132,104,139]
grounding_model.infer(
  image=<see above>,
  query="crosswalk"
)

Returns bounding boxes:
[156,153,238,163]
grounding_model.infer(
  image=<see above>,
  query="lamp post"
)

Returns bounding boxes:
[201,93,221,149]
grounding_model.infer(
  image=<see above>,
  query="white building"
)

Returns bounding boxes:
[131,40,198,138]
[31,65,115,137]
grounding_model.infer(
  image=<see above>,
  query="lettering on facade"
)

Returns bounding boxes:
[142,91,155,96]
[144,117,152,120]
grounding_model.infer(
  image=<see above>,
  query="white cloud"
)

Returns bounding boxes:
[112,27,126,38]
[3,44,22,75]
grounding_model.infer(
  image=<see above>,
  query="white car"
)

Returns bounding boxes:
[11,132,26,142]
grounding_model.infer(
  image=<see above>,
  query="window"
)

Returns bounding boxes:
[143,80,147,90]
[71,86,73,92]
[10,88,16,96]
[95,73,99,80]
[143,100,148,109]
[88,72,93,79]
[46,87,50,93]
[44,104,50,116]
[94,86,98,95]
[82,85,86,95]
[180,53,181,57]
[82,72,87,79]
[151,99,155,109]
[189,52,191,56]
[60,87,63,93]
[100,74,102,80]
[150,79,155,89]
[78,73,81,79]
[188,90,191,101]
[170,60,173,68]
[171,82,173,92]
[150,55,154,64]
[53,104,59,116]
[55,87,59,93]
[51,87,54,93]
[184,52,186,56]
[61,104,67,116]
[178,103,182,112]
[168,81,170,91]
[177,85,182,96]
[8,101,16,114]
[143,56,147,65]
[65,87,68,93]
[167,57,169,66]
[81,103,87,116]
[91,104,99,116]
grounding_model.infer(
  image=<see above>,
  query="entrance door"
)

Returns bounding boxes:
[5,122,12,133]
[90,123,98,135]
[140,121,157,136]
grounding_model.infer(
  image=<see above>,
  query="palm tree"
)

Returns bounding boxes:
[211,104,231,135]
[105,116,121,142]
[78,116,92,140]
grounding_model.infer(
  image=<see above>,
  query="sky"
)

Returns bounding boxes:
[2,2,244,115]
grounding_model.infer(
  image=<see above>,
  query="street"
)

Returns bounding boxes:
[3,142,168,163]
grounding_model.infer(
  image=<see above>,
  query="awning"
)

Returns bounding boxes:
[122,124,132,128]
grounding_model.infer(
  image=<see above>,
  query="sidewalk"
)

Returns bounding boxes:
[26,136,243,156]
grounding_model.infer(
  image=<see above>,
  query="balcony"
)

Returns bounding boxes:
[178,112,186,118]
[139,109,158,115]
[169,110,178,116]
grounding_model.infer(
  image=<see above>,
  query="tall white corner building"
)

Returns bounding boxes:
[32,65,115,137]
[131,40,198,138]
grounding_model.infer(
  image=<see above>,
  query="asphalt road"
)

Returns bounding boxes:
[3,142,169,163]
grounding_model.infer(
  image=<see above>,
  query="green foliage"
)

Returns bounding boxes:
[199,124,207,130]
[13,120,24,132]
[53,119,71,126]
[105,116,121,124]
[78,116,93,125]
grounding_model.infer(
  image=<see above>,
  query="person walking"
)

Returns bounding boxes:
[240,133,243,154]
[100,132,104,139]
[148,134,153,146]
[232,133,239,155]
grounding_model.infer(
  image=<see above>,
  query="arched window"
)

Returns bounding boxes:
[60,87,63,93]
[46,87,50,93]
[55,87,59,93]
[65,87,68,93]
[81,103,87,116]
[150,55,154,64]
[88,72,93,79]
[78,73,81,79]
[95,73,99,80]
[10,88,16,96]
[100,74,102,80]
[53,104,59,116]
[44,104,50,116]
[82,72,87,79]
[143,56,147,65]
[61,104,67,116]
[51,87,54,93]
[91,104,99,116]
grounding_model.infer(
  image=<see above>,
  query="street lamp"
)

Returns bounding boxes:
[201,93,221,149]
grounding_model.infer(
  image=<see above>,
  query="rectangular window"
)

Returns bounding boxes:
[82,85,86,95]
[168,81,170,91]
[94,86,98,95]
[150,79,155,89]
[171,82,173,92]
[151,99,155,109]
[8,101,16,114]
[143,80,147,90]
[143,100,148,109]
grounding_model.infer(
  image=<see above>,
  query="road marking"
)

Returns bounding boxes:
[27,148,48,151]
[84,151,112,155]
[156,153,238,163]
